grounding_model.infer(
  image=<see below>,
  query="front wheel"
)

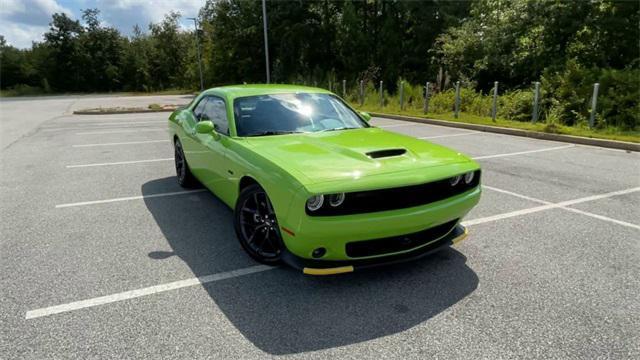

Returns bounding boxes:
[234,184,283,264]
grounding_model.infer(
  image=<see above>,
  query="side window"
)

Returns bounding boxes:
[202,97,229,135]
[193,97,208,120]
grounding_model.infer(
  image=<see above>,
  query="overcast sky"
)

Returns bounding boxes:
[1,0,206,48]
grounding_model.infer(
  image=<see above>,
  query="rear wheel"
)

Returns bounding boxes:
[174,138,196,187]
[234,184,283,264]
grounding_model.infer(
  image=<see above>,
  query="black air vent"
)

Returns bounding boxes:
[345,219,459,258]
[366,148,406,159]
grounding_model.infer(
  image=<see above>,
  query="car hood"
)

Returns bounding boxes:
[245,127,472,184]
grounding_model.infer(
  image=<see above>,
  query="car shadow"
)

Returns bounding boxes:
[142,177,479,355]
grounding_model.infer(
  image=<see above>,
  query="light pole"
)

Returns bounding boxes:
[187,17,204,91]
[262,0,270,83]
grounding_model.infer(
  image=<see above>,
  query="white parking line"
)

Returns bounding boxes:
[76,128,166,135]
[556,187,640,207]
[66,158,173,168]
[43,121,166,131]
[77,120,166,127]
[35,185,639,320]
[25,265,275,319]
[462,203,557,226]
[483,186,640,230]
[55,189,206,208]
[464,186,640,229]
[419,131,479,140]
[72,140,170,147]
[72,116,164,121]
[563,207,640,230]
[472,144,574,160]
[378,123,415,128]
[43,125,164,132]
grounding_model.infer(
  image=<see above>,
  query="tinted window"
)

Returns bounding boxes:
[193,97,208,119]
[233,93,368,137]
[201,97,229,135]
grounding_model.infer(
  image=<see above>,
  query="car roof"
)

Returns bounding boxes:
[201,84,333,100]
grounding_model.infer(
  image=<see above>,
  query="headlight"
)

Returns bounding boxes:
[450,175,462,186]
[464,171,475,184]
[306,195,324,211]
[328,193,345,207]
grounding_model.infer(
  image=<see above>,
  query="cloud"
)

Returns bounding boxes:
[0,0,205,48]
[0,0,73,47]
[1,0,72,26]
[92,0,204,34]
[1,23,50,48]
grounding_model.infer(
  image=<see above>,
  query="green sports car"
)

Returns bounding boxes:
[169,85,481,275]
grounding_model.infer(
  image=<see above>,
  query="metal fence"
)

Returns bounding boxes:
[317,79,602,128]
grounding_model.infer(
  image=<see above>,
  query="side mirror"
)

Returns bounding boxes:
[359,111,372,122]
[195,121,215,134]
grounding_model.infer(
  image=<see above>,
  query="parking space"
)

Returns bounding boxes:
[1,100,639,358]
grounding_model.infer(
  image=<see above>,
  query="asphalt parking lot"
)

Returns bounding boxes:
[1,95,639,359]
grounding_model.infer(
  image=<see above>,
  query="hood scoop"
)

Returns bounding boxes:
[366,148,407,159]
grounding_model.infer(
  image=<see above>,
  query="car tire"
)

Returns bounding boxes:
[174,138,197,188]
[234,184,283,265]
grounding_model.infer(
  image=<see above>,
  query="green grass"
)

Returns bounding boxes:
[353,104,640,143]
[0,85,47,97]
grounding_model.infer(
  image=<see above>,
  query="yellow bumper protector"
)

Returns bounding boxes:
[452,226,469,245]
[303,266,354,276]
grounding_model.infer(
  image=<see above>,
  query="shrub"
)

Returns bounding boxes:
[498,90,535,122]
[0,84,44,96]
[429,90,456,113]
[542,61,639,130]
[350,71,638,132]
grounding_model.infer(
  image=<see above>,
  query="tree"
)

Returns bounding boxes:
[44,13,84,91]
[148,12,190,89]
[121,25,152,91]
[79,9,124,91]
[435,0,639,91]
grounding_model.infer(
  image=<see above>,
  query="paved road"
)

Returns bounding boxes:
[1,96,639,359]
[0,94,192,149]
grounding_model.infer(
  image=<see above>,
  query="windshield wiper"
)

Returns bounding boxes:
[319,127,358,132]
[246,130,302,137]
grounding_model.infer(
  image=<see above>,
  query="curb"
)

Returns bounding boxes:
[73,108,180,115]
[370,112,639,152]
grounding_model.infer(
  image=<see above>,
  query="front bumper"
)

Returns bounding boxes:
[279,185,480,260]
[282,224,468,275]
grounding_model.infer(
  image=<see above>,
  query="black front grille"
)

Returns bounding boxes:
[307,170,480,216]
[345,219,459,258]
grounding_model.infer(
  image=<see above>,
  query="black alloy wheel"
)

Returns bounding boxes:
[174,139,196,187]
[234,184,283,264]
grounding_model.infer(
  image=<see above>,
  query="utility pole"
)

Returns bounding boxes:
[187,17,204,91]
[262,0,270,83]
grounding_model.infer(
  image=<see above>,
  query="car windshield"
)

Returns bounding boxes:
[233,93,368,137]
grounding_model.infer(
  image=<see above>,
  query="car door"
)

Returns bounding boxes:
[195,96,233,199]
[180,96,208,177]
